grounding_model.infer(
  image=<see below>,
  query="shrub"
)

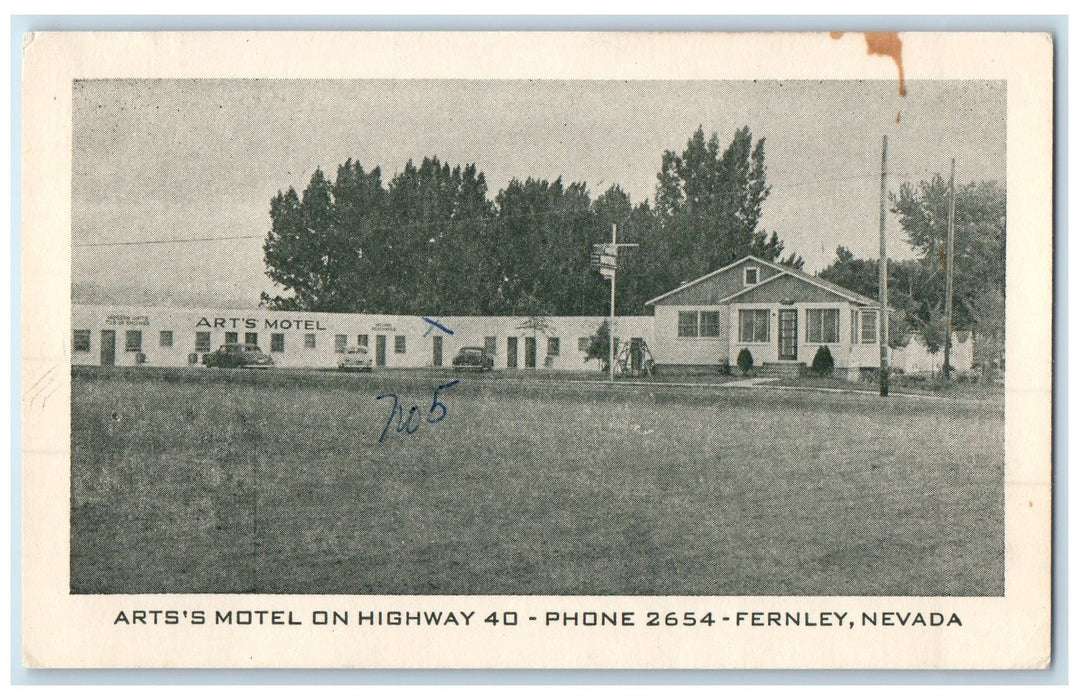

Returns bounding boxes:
[811,345,835,376]
[585,320,610,371]
[736,348,754,376]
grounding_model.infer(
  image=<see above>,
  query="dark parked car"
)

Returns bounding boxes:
[452,346,494,371]
[202,343,275,369]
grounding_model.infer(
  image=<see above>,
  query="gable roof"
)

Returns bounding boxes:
[718,269,880,306]
[644,255,786,306]
[645,254,881,307]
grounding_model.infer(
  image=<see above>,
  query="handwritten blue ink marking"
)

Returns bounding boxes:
[422,317,454,337]
[377,379,460,443]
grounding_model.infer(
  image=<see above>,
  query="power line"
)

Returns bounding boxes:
[73,170,946,248]
[75,234,264,248]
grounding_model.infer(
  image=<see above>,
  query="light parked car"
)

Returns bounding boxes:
[338,345,373,372]
[202,343,274,369]
[452,346,494,371]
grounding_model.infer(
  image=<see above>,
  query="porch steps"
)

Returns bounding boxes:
[757,362,806,379]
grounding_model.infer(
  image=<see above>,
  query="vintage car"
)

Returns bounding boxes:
[202,343,275,369]
[338,345,373,372]
[452,346,495,371]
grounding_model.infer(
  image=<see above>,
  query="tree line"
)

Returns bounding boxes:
[261,126,802,317]
[818,177,1005,364]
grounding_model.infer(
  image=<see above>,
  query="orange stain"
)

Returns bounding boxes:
[864,32,907,97]
[829,31,844,40]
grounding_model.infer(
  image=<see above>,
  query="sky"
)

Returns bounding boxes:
[71,79,1006,308]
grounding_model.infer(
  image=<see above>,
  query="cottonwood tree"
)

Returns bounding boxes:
[652,126,795,289]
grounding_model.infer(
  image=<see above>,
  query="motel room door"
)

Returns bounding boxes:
[524,337,537,368]
[506,337,518,368]
[100,330,116,366]
[375,335,387,367]
[432,336,443,367]
[778,309,798,361]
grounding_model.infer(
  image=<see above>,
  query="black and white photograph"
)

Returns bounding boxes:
[21,31,1052,669]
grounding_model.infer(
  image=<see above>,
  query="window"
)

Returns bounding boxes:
[304,333,317,349]
[806,308,840,344]
[395,335,406,354]
[700,311,722,337]
[225,331,238,344]
[678,311,698,338]
[195,331,212,353]
[547,337,560,356]
[271,333,285,352]
[73,329,91,352]
[744,267,760,285]
[738,309,769,343]
[357,334,368,347]
[485,336,497,356]
[860,309,879,344]
[125,330,142,352]
[335,334,348,353]
[159,330,173,347]
[245,332,258,346]
[578,337,590,352]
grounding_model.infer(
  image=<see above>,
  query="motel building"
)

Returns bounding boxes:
[69,306,654,373]
[646,255,886,379]
[71,256,970,377]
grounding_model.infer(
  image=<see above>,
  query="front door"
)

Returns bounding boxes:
[375,335,387,366]
[524,337,537,368]
[100,330,115,366]
[778,309,798,361]
[506,337,518,368]
[432,336,443,366]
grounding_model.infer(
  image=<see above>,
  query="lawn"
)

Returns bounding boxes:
[70,366,1005,596]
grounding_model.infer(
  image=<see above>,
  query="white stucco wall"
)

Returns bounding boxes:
[892,334,974,374]
[649,305,730,366]
[70,305,654,372]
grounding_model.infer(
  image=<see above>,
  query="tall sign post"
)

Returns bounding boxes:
[591,224,637,382]
[878,135,890,397]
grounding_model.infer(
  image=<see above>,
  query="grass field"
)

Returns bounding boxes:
[70,366,1005,596]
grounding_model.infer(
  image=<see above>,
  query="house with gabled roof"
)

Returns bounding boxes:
[645,255,884,377]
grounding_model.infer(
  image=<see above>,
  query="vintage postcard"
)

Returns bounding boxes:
[21,31,1052,668]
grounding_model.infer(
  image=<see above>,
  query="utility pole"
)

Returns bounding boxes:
[878,135,890,397]
[609,223,617,382]
[943,157,956,381]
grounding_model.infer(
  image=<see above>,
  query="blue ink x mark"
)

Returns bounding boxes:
[422,317,454,337]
